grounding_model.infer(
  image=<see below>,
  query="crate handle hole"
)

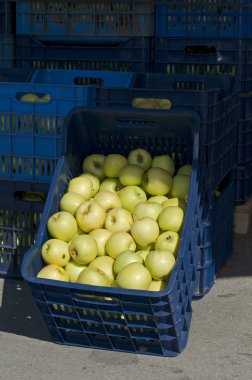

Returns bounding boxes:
[132,98,172,110]
[14,191,47,202]
[74,77,104,87]
[17,92,51,103]
[185,45,217,56]
[73,293,119,305]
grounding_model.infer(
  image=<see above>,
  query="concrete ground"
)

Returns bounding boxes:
[0,230,251,380]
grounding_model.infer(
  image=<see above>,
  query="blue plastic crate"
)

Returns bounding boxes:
[155,38,252,92]
[94,72,239,199]
[156,0,252,38]
[0,1,15,34]
[16,0,155,40]
[0,35,15,68]
[0,180,49,278]
[16,35,155,72]
[21,107,203,356]
[194,171,235,298]
[0,69,136,183]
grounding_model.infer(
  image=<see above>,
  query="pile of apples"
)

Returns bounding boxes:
[37,149,192,292]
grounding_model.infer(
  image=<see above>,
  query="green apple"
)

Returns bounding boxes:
[82,154,105,181]
[155,231,180,257]
[135,242,155,252]
[132,99,159,109]
[158,206,184,232]
[77,267,110,287]
[59,191,85,215]
[156,99,172,110]
[118,185,147,213]
[79,172,100,197]
[20,93,40,102]
[21,191,46,202]
[136,250,150,263]
[147,195,169,204]
[105,231,136,260]
[116,262,152,290]
[105,208,133,233]
[170,174,191,201]
[68,229,85,246]
[103,154,128,178]
[130,217,160,247]
[64,260,87,282]
[99,178,123,193]
[93,190,122,211]
[113,250,143,275]
[47,211,78,242]
[162,197,187,212]
[119,164,144,186]
[145,250,176,281]
[151,154,175,176]
[110,280,118,288]
[89,228,112,256]
[127,148,152,171]
[133,201,163,221]
[143,167,172,196]
[41,238,70,267]
[148,280,167,291]
[67,176,93,200]
[176,164,192,176]
[37,264,69,282]
[69,234,98,265]
[40,94,51,102]
[88,256,115,284]
[75,200,106,232]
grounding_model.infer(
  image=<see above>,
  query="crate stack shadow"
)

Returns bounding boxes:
[0,0,251,356]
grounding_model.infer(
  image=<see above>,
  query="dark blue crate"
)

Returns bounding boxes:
[155,38,252,92]
[0,180,49,278]
[16,0,155,40]
[194,170,235,298]
[94,73,239,197]
[0,1,15,34]
[237,119,252,165]
[156,0,252,38]
[21,107,203,356]
[235,88,252,204]
[16,36,155,72]
[0,35,15,68]
[0,69,136,183]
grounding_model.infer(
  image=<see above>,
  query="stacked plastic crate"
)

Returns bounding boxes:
[0,1,15,67]
[2,0,202,356]
[0,1,156,277]
[15,1,155,71]
[0,0,250,357]
[155,0,252,296]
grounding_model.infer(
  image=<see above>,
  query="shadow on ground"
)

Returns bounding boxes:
[0,278,51,341]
